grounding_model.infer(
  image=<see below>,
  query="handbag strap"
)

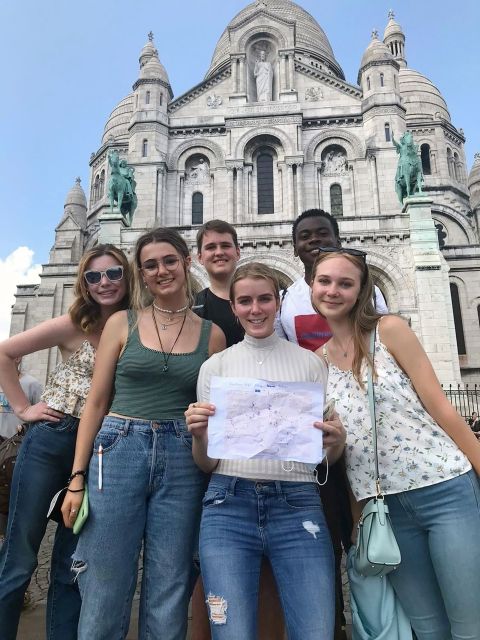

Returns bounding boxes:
[366,326,382,497]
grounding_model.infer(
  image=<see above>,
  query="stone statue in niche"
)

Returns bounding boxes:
[322,150,348,175]
[254,50,273,102]
[186,158,209,185]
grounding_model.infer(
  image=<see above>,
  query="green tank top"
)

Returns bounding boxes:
[110,311,212,420]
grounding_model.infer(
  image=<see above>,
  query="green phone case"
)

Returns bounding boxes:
[73,485,89,535]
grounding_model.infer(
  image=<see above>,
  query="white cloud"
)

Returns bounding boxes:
[0,247,42,341]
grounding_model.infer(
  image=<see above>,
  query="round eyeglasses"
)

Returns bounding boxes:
[140,256,180,275]
[84,266,124,285]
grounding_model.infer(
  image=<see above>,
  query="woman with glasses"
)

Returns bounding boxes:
[63,227,225,640]
[310,249,480,640]
[0,244,130,640]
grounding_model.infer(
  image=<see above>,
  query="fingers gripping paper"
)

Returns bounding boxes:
[207,377,324,463]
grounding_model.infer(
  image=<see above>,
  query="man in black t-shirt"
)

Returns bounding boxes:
[194,219,243,346]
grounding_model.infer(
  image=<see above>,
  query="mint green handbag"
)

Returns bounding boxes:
[353,329,401,578]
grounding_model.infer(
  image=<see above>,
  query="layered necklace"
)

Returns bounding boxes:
[152,302,189,330]
[151,305,187,372]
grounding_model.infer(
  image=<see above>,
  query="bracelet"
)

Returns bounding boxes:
[67,487,85,493]
[68,470,87,484]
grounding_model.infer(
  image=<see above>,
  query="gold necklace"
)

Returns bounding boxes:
[151,306,187,372]
[334,335,353,358]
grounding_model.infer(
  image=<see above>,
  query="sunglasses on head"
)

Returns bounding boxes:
[84,266,124,285]
[317,247,367,262]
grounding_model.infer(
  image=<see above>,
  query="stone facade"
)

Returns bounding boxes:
[11,1,480,386]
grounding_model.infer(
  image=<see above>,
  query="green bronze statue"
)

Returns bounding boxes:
[107,151,138,226]
[392,131,424,204]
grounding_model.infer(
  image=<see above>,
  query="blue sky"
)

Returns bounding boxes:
[0,0,479,335]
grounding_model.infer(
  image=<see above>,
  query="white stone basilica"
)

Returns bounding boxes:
[11,0,480,386]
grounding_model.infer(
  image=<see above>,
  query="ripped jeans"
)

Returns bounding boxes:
[199,474,335,640]
[74,416,207,640]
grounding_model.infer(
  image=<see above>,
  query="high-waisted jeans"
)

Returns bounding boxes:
[74,415,208,640]
[0,415,80,640]
[386,470,480,640]
[199,474,335,640]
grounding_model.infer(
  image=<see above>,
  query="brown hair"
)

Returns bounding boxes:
[229,262,280,302]
[131,227,193,310]
[196,219,239,253]
[69,244,130,333]
[311,252,382,386]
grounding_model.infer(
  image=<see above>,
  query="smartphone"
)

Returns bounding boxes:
[323,399,336,421]
[73,485,89,535]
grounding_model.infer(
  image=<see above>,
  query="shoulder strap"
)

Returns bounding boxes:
[192,289,208,314]
[367,328,381,496]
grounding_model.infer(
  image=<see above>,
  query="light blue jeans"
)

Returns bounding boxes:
[386,470,480,640]
[74,416,207,640]
[199,474,335,640]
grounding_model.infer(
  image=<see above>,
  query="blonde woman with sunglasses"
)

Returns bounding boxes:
[0,244,130,640]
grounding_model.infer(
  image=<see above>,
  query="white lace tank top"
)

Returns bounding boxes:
[325,326,470,501]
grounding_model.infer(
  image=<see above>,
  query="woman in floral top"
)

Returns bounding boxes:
[310,248,480,640]
[0,244,130,640]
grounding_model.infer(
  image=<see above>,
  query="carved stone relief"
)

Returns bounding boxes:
[207,94,222,109]
[305,86,323,101]
[321,149,348,175]
[185,156,210,185]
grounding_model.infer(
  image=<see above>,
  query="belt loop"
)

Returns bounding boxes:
[274,480,282,497]
[123,419,130,436]
[228,476,238,496]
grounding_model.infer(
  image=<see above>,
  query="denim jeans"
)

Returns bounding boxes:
[199,474,335,640]
[386,470,480,640]
[74,416,207,640]
[0,415,81,640]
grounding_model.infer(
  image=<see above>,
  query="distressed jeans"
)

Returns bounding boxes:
[0,416,80,640]
[75,416,207,640]
[386,470,480,640]
[199,474,335,640]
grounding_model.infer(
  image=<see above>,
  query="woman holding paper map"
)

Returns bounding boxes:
[310,248,480,640]
[186,262,346,640]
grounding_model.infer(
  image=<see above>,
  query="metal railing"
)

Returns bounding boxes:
[442,384,480,421]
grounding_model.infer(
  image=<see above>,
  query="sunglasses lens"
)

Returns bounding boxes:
[106,267,123,281]
[84,271,101,285]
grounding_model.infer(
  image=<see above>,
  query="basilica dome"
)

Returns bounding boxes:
[102,94,134,145]
[206,0,344,79]
[399,68,450,122]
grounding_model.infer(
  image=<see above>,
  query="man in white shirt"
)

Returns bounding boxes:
[276,209,387,349]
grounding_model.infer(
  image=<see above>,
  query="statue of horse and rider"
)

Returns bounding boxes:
[392,131,424,204]
[107,150,138,226]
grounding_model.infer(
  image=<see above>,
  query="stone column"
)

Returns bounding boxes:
[231,57,238,93]
[244,165,252,220]
[286,162,295,217]
[235,164,244,222]
[349,165,357,215]
[296,162,304,214]
[280,53,287,90]
[404,195,461,384]
[155,165,166,224]
[227,167,234,222]
[239,55,246,94]
[317,166,323,209]
[177,171,185,225]
[210,172,215,218]
[288,54,294,90]
[368,154,380,214]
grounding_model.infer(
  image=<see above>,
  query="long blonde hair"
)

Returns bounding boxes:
[311,252,382,386]
[69,244,131,333]
[131,227,194,310]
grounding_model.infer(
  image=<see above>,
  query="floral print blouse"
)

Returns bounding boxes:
[41,340,95,418]
[325,327,470,501]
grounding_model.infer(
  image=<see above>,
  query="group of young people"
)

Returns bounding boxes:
[0,210,478,640]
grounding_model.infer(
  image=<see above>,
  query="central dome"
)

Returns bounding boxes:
[206,0,344,79]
